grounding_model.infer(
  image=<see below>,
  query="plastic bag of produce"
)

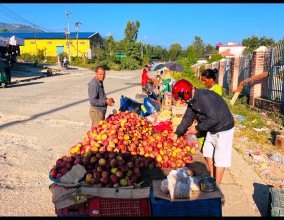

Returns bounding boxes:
[167,169,189,185]
[160,179,169,194]
[169,182,190,199]
[186,133,200,149]
[176,167,195,177]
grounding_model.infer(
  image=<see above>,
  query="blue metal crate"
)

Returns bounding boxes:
[150,190,222,217]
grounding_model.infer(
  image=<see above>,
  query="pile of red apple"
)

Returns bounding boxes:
[49,110,199,188]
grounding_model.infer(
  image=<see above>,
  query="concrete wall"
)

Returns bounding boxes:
[20,39,90,57]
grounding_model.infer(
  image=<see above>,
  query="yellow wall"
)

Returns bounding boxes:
[20,39,90,57]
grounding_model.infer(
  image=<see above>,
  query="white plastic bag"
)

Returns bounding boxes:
[186,133,200,149]
[160,179,169,194]
[171,182,190,199]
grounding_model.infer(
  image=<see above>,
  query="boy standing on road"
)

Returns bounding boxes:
[88,66,115,129]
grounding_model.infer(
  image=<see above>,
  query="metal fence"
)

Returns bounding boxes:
[238,54,252,96]
[223,58,231,90]
[268,43,284,102]
[261,48,272,99]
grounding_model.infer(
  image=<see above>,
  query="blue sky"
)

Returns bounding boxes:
[1,3,284,49]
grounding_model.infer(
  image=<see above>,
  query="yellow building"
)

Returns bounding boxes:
[0,32,103,59]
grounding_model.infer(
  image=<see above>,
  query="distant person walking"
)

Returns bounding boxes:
[141,65,150,94]
[88,66,115,129]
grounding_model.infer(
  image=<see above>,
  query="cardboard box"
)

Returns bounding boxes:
[275,135,284,152]
[172,115,183,126]
[172,106,187,115]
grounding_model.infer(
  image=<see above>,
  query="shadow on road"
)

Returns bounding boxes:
[2,82,44,88]
[125,82,141,86]
[252,182,269,216]
[0,83,138,130]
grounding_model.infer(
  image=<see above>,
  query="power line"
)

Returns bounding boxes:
[0,4,66,36]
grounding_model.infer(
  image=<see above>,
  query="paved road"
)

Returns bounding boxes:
[0,63,270,216]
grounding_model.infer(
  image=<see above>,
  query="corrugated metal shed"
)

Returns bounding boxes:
[0,32,98,39]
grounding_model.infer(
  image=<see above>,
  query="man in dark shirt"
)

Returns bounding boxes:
[171,79,235,186]
[88,66,114,129]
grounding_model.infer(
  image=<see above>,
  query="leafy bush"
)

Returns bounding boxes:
[108,61,121,71]
[36,49,45,62]
[19,53,35,62]
[120,57,140,70]
[199,65,206,74]
[173,66,205,89]
[45,56,57,64]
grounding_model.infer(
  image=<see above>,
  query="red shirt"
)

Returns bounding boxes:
[141,68,150,88]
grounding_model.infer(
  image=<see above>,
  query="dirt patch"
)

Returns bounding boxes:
[233,117,284,189]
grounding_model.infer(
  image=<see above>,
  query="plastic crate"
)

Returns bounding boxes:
[88,196,150,217]
[268,187,284,217]
[55,201,89,217]
[150,190,222,217]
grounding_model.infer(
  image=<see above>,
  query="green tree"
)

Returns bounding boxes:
[0,28,8,33]
[115,40,127,54]
[205,43,218,55]
[259,36,275,47]
[168,43,182,61]
[207,54,224,63]
[192,35,206,59]
[186,45,197,65]
[152,46,168,61]
[124,20,140,44]
[126,42,141,63]
[106,34,116,55]
[242,35,275,55]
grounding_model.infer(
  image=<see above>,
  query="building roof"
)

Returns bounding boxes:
[0,32,100,39]
[219,51,234,57]
[216,42,244,48]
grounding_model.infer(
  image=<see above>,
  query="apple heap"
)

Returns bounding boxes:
[50,150,156,188]
[50,110,198,186]
[49,155,77,180]
[68,110,197,169]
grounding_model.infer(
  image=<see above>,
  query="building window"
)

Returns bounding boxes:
[30,42,35,44]
[226,49,231,53]
[47,41,52,44]
[80,42,85,45]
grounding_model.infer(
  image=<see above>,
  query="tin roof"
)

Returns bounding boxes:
[0,32,99,39]
[219,51,234,57]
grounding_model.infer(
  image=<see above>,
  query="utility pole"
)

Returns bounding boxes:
[66,10,71,64]
[34,25,37,56]
[75,21,81,57]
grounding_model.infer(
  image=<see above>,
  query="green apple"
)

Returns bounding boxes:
[120,178,127,186]
[111,167,118,175]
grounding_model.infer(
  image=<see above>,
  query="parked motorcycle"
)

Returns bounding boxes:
[61,60,69,69]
